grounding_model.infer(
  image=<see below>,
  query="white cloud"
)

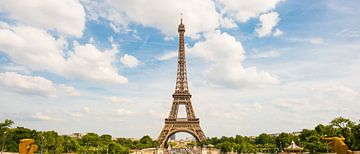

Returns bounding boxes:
[66,111,84,118]
[65,42,128,84]
[120,54,140,68]
[116,108,134,116]
[271,98,310,112]
[84,0,221,36]
[216,0,284,22]
[83,0,286,37]
[255,11,280,37]
[309,38,325,44]
[250,50,281,58]
[270,84,360,116]
[58,84,80,96]
[158,51,177,61]
[0,0,85,37]
[0,72,79,97]
[148,109,167,119]
[0,26,67,72]
[88,37,95,44]
[273,28,283,37]
[220,17,238,29]
[209,109,245,120]
[83,107,91,114]
[32,112,54,121]
[290,37,325,45]
[189,30,279,88]
[207,102,263,120]
[82,0,130,33]
[310,84,359,98]
[335,29,360,38]
[0,21,10,29]
[64,106,134,121]
[110,96,134,104]
[0,72,56,97]
[1,63,31,74]
[0,25,128,84]
[254,103,263,111]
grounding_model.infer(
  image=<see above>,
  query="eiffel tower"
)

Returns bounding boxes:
[158,18,206,147]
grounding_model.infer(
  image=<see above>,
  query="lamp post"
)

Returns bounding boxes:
[105,143,109,154]
[280,141,283,152]
[67,140,70,153]
[297,138,301,146]
[297,138,302,153]
[325,135,329,153]
[1,131,7,154]
[85,142,89,154]
[326,140,329,153]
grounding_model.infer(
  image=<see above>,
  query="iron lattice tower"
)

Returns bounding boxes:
[157,18,206,147]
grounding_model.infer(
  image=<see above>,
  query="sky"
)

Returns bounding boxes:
[0,0,360,139]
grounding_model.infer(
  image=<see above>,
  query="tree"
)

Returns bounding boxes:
[330,117,355,129]
[201,137,221,146]
[0,119,14,152]
[234,142,255,153]
[330,117,355,146]
[98,134,112,153]
[139,135,158,148]
[303,135,327,153]
[42,131,64,153]
[108,142,128,154]
[80,132,100,147]
[351,122,360,150]
[0,119,14,133]
[299,129,330,153]
[216,141,234,152]
[62,135,79,153]
[3,127,39,152]
[315,124,337,137]
[100,134,112,144]
[234,135,245,144]
[140,135,152,144]
[220,136,235,143]
[299,129,317,141]
[275,132,291,150]
[255,133,275,145]
[116,138,135,149]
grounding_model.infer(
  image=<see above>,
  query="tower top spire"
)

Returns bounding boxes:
[178,14,185,32]
[175,14,188,95]
[180,13,183,24]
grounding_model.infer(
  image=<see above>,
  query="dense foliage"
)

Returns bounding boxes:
[0,119,157,154]
[200,117,360,153]
[1,117,359,153]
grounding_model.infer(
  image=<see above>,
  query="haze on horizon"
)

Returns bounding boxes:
[0,0,359,139]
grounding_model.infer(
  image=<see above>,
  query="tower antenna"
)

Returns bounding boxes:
[180,13,183,24]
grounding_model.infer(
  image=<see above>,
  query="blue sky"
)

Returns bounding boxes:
[0,0,359,139]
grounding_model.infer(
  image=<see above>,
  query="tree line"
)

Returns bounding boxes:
[1,117,359,153]
[0,119,158,153]
[200,117,360,153]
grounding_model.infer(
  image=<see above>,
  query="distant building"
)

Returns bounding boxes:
[69,133,83,138]
[291,131,302,136]
[248,131,302,139]
[129,138,140,141]
[169,134,176,141]
[269,133,281,137]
